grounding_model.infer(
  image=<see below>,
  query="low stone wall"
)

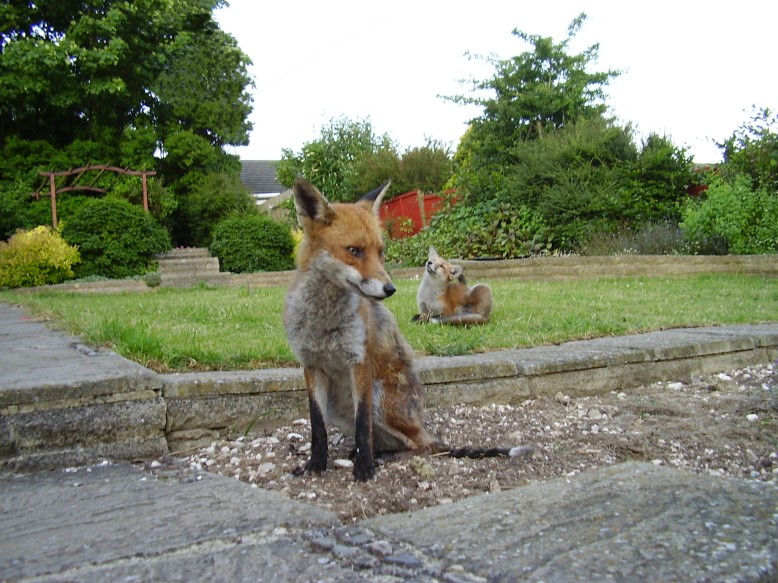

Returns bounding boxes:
[3,324,777,467]
[25,254,778,293]
[159,325,778,453]
[391,253,778,281]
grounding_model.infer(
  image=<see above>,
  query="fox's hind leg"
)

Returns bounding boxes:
[352,363,376,481]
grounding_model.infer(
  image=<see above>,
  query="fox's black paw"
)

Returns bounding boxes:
[293,458,327,477]
[352,460,376,482]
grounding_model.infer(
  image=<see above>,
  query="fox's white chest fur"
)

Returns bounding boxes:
[285,266,366,370]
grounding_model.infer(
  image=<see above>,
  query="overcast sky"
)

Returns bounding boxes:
[215,0,776,164]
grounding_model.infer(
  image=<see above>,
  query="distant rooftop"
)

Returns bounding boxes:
[240,160,285,196]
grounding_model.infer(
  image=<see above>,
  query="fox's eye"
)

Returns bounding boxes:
[347,246,363,259]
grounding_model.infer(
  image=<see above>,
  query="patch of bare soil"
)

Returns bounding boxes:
[176,363,777,524]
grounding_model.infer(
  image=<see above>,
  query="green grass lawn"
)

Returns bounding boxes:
[2,274,776,372]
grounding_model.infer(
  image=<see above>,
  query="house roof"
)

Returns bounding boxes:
[240,160,285,195]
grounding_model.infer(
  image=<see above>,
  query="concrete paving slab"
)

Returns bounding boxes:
[0,304,161,405]
[364,462,778,582]
[7,461,772,582]
[0,461,345,582]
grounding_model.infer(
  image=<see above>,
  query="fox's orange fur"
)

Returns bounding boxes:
[415,247,493,326]
[284,179,437,481]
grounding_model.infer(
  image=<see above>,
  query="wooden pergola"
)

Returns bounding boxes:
[33,165,157,229]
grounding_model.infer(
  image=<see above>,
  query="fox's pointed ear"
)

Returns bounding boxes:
[428,246,439,259]
[358,180,391,215]
[293,178,335,226]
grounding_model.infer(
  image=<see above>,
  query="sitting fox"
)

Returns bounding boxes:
[284,180,517,482]
[414,247,493,325]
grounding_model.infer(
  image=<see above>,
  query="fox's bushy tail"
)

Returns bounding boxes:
[438,444,535,459]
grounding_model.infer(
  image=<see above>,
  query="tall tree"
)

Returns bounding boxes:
[396,139,453,194]
[449,13,619,145]
[277,117,454,201]
[1,0,252,153]
[0,0,253,243]
[277,116,397,202]
[717,106,778,192]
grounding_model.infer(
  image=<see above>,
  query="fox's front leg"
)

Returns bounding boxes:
[352,364,375,481]
[296,369,328,475]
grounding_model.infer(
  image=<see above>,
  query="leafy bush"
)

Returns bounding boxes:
[386,199,551,265]
[61,197,171,278]
[681,175,778,254]
[143,271,162,288]
[209,213,295,273]
[0,226,80,288]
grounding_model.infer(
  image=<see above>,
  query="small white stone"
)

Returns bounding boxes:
[718,373,732,381]
[746,414,759,423]
[668,382,684,390]
[333,459,354,468]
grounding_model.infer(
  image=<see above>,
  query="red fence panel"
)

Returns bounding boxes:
[380,190,452,238]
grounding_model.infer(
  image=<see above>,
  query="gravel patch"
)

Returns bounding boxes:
[175,362,777,524]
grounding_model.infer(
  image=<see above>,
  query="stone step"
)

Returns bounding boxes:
[156,248,212,260]
[157,257,221,274]
[156,248,224,285]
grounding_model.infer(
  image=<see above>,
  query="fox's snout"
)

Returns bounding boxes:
[352,275,395,301]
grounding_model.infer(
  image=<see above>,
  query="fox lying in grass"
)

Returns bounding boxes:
[284,179,523,481]
[414,247,493,325]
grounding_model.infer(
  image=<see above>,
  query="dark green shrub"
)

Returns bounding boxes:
[209,213,295,273]
[0,226,80,288]
[681,175,778,254]
[173,171,257,247]
[621,133,694,224]
[61,197,171,278]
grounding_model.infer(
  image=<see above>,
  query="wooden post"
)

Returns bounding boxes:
[142,172,149,212]
[49,174,58,229]
[417,190,427,228]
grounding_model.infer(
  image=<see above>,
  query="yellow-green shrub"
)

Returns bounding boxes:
[0,226,80,288]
